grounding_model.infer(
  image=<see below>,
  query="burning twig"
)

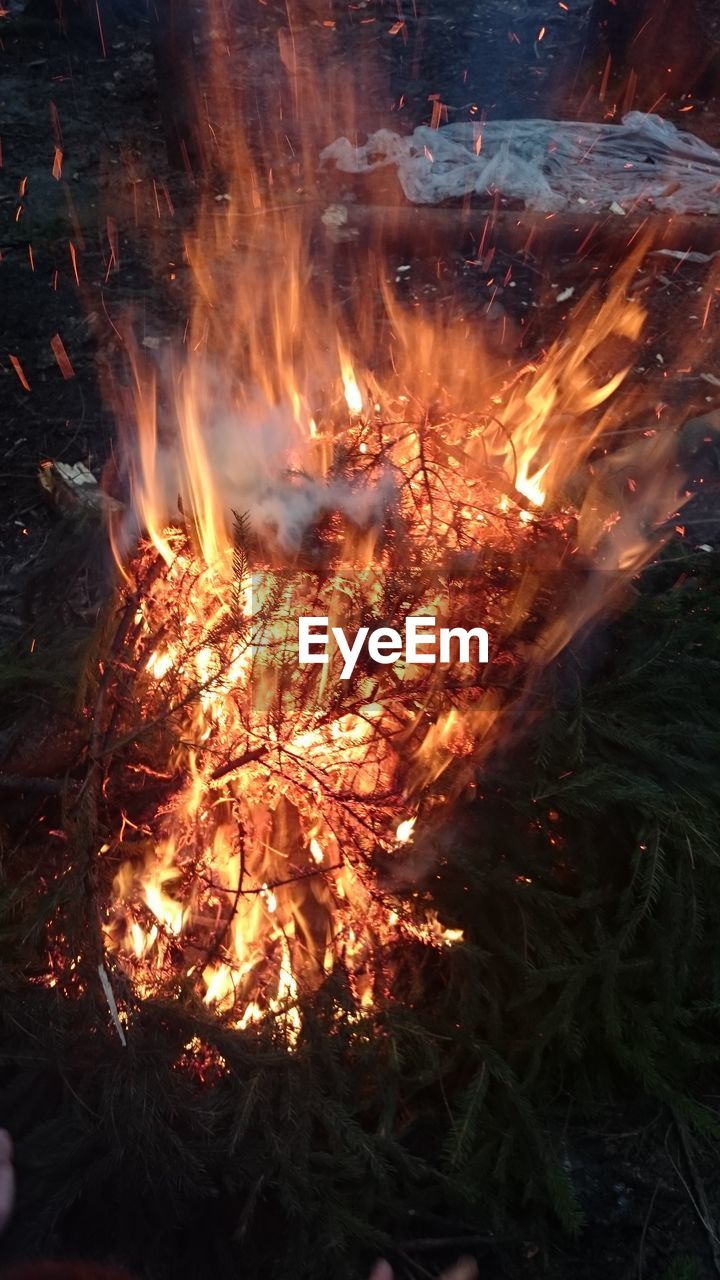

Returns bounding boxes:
[210,744,269,782]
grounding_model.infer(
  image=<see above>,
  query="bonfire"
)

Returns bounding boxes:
[89,209,677,1041]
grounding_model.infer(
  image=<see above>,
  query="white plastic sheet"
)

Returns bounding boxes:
[321,113,720,214]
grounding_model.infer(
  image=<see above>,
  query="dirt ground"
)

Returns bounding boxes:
[2,0,720,1275]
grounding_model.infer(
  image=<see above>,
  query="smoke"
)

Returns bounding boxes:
[120,376,398,561]
[250,469,398,554]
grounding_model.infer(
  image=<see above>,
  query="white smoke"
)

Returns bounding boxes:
[250,469,398,554]
[124,384,398,559]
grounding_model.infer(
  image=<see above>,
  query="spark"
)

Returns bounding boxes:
[50,334,75,380]
[9,354,30,392]
[69,241,80,285]
[95,0,107,57]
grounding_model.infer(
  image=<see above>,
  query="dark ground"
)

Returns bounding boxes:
[2,0,720,1276]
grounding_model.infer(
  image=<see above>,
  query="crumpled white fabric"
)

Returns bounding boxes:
[320,113,720,214]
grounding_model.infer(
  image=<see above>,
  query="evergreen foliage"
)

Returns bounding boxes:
[1,544,719,1278]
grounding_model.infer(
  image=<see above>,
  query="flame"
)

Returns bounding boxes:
[340,351,364,417]
[395,817,416,845]
[100,3,684,1042]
